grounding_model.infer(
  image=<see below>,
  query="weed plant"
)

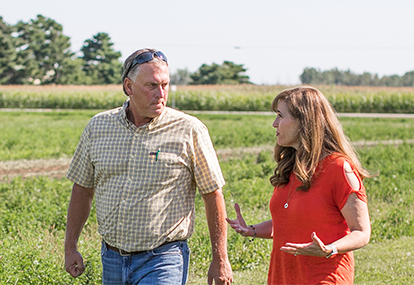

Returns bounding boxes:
[2,111,414,161]
[0,111,98,160]
[1,145,413,284]
[0,112,413,284]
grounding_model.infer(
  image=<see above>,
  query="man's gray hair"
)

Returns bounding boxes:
[121,48,168,95]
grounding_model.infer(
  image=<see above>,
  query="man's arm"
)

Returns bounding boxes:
[202,188,233,285]
[65,183,95,278]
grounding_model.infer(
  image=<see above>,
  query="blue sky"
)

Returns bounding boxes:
[2,0,414,85]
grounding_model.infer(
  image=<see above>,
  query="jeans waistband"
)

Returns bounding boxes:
[104,240,184,256]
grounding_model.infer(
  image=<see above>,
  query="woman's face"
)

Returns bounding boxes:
[272,100,301,149]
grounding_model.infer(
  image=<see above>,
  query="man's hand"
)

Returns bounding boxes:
[65,249,85,278]
[208,259,233,285]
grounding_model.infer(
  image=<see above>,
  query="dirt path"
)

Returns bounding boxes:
[0,147,273,181]
[2,139,414,181]
[0,158,72,181]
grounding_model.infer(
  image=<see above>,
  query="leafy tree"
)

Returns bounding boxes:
[0,17,18,84]
[401,71,414,87]
[299,68,320,84]
[299,67,414,87]
[80,32,122,84]
[170,68,192,85]
[56,57,91,85]
[360,72,379,86]
[190,61,250,85]
[379,75,401,87]
[13,15,73,84]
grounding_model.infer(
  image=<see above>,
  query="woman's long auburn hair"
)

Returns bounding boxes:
[269,86,369,191]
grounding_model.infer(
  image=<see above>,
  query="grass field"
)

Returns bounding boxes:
[1,108,414,284]
[2,110,414,161]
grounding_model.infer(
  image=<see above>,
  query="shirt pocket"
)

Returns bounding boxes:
[154,151,189,179]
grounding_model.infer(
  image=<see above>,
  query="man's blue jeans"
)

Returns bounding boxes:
[101,240,190,285]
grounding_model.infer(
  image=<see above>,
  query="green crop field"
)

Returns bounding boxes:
[1,90,414,284]
[1,84,414,113]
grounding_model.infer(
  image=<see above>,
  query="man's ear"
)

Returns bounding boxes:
[123,78,133,96]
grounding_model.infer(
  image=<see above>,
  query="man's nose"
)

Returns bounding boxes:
[155,85,164,98]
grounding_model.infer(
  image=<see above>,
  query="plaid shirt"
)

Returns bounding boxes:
[66,100,225,252]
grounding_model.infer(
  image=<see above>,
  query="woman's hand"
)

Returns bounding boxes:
[226,203,250,237]
[280,232,332,257]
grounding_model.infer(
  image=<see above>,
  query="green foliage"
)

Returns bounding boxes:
[56,57,90,85]
[170,68,193,85]
[340,117,414,141]
[0,16,123,86]
[328,90,414,113]
[300,67,414,87]
[2,109,414,162]
[3,85,414,113]
[353,237,414,284]
[81,32,123,84]
[0,110,98,160]
[172,89,272,111]
[0,17,18,84]
[0,87,125,109]
[194,114,275,148]
[190,61,251,85]
[13,15,73,85]
[0,112,414,283]
[0,177,101,284]
[361,144,414,242]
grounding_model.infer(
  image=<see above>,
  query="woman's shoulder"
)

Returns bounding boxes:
[320,153,355,177]
[324,153,352,167]
[322,153,362,189]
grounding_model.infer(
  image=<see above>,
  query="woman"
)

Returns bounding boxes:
[226,86,371,284]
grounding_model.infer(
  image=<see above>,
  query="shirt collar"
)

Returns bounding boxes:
[119,99,168,130]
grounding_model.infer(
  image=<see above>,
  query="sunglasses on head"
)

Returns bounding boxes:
[125,50,168,78]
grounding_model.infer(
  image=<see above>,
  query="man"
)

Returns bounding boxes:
[64,48,233,284]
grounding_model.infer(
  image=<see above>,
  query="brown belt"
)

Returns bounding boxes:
[105,240,182,256]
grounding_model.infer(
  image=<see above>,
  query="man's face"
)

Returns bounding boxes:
[125,61,170,125]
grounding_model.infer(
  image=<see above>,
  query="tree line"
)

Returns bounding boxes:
[0,14,250,86]
[0,15,123,85]
[5,14,412,87]
[300,67,414,87]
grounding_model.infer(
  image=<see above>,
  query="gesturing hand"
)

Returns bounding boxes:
[226,203,250,237]
[280,232,331,257]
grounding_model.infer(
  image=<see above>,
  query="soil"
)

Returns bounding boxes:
[0,158,72,181]
[2,139,413,181]
[0,146,273,181]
